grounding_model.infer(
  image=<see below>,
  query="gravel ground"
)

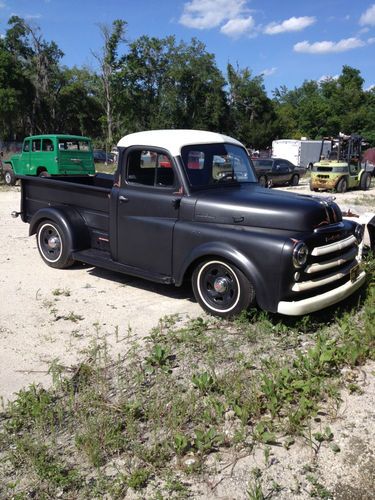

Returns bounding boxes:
[0,179,374,402]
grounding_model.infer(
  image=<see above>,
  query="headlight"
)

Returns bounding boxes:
[293,242,308,268]
[354,223,364,243]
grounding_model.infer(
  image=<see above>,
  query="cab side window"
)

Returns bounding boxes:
[42,139,54,152]
[32,139,41,152]
[280,160,292,172]
[126,149,175,187]
[23,141,30,152]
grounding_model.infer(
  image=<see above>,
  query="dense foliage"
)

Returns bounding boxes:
[1,16,374,148]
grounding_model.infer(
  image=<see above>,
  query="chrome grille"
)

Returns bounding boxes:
[294,233,359,293]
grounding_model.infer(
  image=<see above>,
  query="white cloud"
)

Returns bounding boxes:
[359,3,375,26]
[0,1,6,8]
[358,27,370,34]
[179,0,248,29]
[365,84,375,91]
[294,37,365,54]
[24,14,42,19]
[368,37,375,44]
[260,67,277,77]
[264,16,316,35]
[318,74,339,83]
[220,16,255,37]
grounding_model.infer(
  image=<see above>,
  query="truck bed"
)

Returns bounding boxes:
[20,174,113,244]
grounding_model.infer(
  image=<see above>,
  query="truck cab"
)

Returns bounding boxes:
[2,134,95,185]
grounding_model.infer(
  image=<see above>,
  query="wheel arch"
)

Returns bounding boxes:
[29,206,90,252]
[335,175,348,189]
[3,160,15,171]
[175,242,268,307]
[36,166,48,175]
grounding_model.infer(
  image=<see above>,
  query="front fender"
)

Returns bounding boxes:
[29,206,90,251]
[175,240,268,307]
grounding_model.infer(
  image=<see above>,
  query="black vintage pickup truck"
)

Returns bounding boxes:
[14,130,366,317]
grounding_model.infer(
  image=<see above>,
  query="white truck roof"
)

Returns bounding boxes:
[117,129,244,157]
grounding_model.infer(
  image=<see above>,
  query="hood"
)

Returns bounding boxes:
[192,184,342,232]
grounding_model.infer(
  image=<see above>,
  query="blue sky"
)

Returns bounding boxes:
[1,0,374,94]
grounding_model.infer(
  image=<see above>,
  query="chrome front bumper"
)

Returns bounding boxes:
[277,271,366,316]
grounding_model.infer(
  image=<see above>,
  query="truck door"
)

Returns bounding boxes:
[279,160,294,183]
[19,139,31,174]
[273,160,290,184]
[30,138,42,175]
[116,147,181,277]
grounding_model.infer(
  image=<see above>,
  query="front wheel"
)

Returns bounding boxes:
[36,220,74,269]
[336,177,348,193]
[39,170,50,178]
[291,174,299,186]
[192,259,255,318]
[360,172,371,190]
[3,166,16,186]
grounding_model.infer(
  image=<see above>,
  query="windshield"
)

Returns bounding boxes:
[181,143,257,188]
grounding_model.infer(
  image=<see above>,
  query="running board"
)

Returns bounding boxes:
[72,248,174,285]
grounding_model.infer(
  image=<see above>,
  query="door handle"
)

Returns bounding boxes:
[119,195,129,203]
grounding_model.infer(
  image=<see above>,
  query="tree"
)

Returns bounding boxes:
[54,67,102,138]
[4,16,64,134]
[227,64,278,148]
[0,40,33,140]
[93,20,127,147]
[117,36,227,134]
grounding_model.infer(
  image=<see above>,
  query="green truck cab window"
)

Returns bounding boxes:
[1,134,95,185]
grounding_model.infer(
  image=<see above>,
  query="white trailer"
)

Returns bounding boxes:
[272,139,330,169]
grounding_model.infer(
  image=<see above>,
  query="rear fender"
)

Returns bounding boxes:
[29,206,90,251]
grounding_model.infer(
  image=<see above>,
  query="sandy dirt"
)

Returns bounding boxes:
[0,186,201,403]
[0,180,374,402]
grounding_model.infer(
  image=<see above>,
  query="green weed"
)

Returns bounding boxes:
[0,258,374,498]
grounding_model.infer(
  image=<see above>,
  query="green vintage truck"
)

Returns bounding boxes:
[1,134,95,185]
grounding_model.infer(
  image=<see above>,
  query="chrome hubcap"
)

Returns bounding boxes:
[48,236,60,249]
[214,277,228,293]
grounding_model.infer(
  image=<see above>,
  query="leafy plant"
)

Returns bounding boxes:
[191,371,216,393]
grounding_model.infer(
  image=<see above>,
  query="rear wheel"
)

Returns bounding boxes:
[3,166,16,186]
[360,172,371,190]
[192,259,255,318]
[336,177,347,193]
[36,220,74,269]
